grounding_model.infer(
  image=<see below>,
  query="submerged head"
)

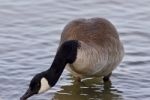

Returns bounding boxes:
[20,72,50,100]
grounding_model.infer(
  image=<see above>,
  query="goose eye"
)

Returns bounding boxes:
[37,82,40,87]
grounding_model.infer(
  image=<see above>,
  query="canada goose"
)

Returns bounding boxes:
[20,18,124,100]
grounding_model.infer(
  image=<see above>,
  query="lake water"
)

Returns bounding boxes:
[0,0,150,100]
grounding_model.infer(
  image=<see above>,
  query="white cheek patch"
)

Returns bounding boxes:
[38,77,51,93]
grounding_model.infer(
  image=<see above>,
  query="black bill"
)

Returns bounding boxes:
[20,88,35,100]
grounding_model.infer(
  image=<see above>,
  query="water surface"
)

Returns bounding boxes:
[0,0,150,100]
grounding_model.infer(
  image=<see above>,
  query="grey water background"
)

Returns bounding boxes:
[0,0,150,100]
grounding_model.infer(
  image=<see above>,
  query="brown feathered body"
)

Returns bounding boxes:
[59,18,124,78]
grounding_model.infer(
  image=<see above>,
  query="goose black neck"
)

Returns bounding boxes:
[45,40,80,87]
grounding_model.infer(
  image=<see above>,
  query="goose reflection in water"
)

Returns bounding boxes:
[53,77,123,100]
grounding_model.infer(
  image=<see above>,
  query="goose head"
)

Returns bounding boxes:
[20,72,51,100]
